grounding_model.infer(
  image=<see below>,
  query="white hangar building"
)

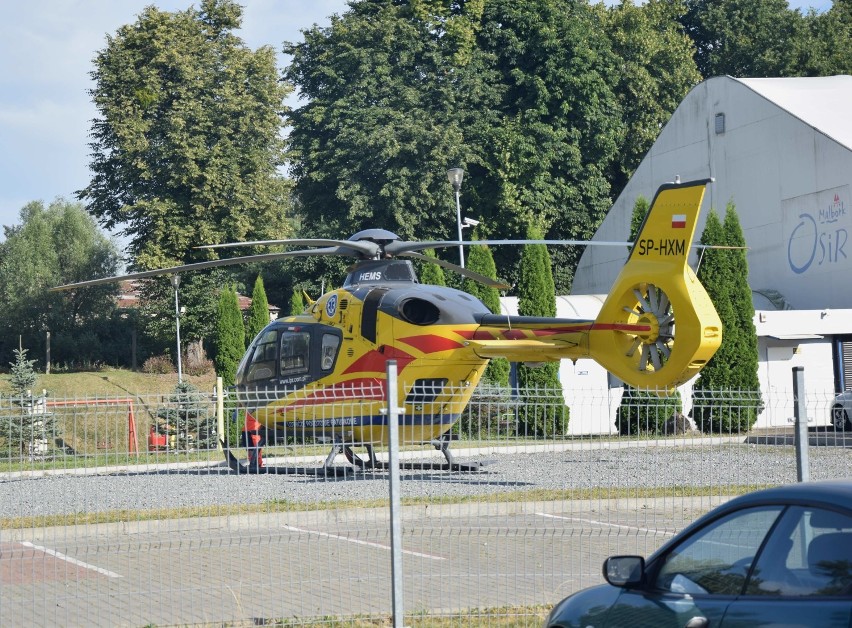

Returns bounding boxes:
[551,75,852,434]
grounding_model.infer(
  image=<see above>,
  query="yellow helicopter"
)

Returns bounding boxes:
[54,178,721,474]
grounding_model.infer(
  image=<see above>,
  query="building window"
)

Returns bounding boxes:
[715,113,726,134]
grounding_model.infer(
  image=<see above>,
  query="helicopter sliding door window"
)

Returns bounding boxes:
[245,329,279,383]
[321,333,341,371]
[280,331,311,375]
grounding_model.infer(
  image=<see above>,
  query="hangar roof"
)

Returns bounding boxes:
[736,75,852,150]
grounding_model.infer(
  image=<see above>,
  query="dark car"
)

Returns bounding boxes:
[545,481,852,628]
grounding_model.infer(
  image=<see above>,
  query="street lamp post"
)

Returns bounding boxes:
[446,167,465,268]
[171,274,183,383]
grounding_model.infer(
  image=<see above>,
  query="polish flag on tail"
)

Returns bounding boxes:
[671,214,687,228]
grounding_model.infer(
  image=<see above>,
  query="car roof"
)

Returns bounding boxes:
[648,480,852,562]
[725,480,852,509]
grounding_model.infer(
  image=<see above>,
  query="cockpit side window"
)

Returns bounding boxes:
[280,331,311,375]
[244,329,278,383]
[321,333,341,371]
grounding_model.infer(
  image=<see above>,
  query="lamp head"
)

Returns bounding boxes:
[446,167,464,192]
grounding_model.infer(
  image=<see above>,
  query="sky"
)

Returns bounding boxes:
[0,0,833,245]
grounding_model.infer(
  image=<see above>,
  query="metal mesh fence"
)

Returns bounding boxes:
[1,376,849,626]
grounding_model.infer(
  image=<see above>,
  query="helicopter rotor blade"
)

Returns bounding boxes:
[50,247,348,292]
[400,251,510,290]
[391,239,746,251]
[197,238,380,258]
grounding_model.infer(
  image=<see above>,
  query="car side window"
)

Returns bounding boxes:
[655,506,784,596]
[746,507,852,597]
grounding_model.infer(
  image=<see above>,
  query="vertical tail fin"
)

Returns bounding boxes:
[590,179,722,391]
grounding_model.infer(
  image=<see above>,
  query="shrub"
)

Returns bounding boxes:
[183,343,214,376]
[142,354,175,374]
[616,387,683,435]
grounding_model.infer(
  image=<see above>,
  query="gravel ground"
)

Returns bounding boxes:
[2,442,851,519]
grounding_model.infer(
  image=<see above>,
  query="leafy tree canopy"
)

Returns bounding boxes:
[80,0,293,270]
[681,0,805,77]
[0,199,120,365]
[284,0,625,294]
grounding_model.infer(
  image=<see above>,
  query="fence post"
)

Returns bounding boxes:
[216,377,224,452]
[385,360,404,627]
[792,366,810,482]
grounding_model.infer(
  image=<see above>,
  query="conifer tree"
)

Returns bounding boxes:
[289,289,305,316]
[9,347,37,398]
[151,380,217,452]
[616,196,682,434]
[2,347,56,457]
[246,275,270,342]
[214,286,245,387]
[692,204,760,433]
[418,249,447,287]
[516,224,568,436]
[462,238,509,386]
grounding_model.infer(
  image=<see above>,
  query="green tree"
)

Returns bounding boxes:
[246,275,270,342]
[150,380,217,452]
[289,289,305,317]
[1,347,57,458]
[284,1,471,244]
[474,0,624,293]
[794,2,852,76]
[616,196,682,434]
[8,347,37,398]
[284,0,624,293]
[462,236,509,386]
[80,0,292,270]
[214,285,244,386]
[692,204,760,433]
[139,272,225,357]
[680,0,804,78]
[0,199,120,366]
[418,249,447,287]
[600,0,701,194]
[516,224,568,436]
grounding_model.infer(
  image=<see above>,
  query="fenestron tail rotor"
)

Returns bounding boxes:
[623,283,674,372]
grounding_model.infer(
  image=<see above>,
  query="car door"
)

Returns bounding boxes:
[720,506,852,628]
[601,506,785,628]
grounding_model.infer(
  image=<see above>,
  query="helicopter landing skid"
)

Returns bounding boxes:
[221,441,355,476]
[341,437,492,473]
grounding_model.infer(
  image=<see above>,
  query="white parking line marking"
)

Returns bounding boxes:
[283,525,445,560]
[21,541,123,578]
[536,513,676,537]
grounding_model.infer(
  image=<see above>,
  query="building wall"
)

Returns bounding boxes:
[572,76,852,311]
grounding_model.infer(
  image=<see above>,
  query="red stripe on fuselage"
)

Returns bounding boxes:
[398,335,465,353]
[343,346,415,375]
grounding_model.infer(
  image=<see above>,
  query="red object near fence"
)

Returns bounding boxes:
[45,398,139,456]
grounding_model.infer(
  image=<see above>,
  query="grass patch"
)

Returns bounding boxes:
[149,606,552,627]
[0,484,772,531]
[0,368,217,398]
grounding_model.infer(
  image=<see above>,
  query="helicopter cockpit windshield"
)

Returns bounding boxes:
[236,323,342,390]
